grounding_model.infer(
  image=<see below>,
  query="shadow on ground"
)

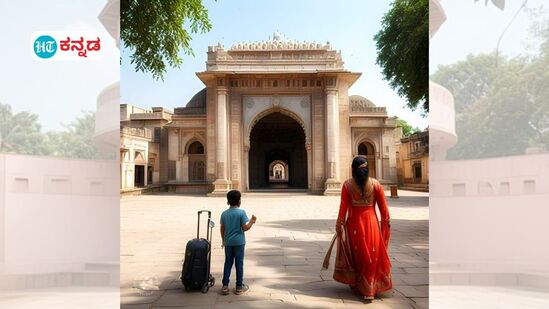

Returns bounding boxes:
[125,217,427,308]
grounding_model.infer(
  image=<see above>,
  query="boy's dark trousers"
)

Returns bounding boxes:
[222,244,245,287]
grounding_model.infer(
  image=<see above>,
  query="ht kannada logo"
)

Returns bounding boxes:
[31,32,103,61]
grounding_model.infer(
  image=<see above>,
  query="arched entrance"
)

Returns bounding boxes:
[188,141,205,182]
[412,162,422,183]
[269,160,289,183]
[358,141,377,178]
[249,112,307,189]
[134,151,146,187]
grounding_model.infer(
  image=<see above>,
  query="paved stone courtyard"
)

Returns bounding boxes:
[121,190,428,309]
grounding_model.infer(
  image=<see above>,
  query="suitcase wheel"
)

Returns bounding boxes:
[209,275,215,287]
[201,284,209,293]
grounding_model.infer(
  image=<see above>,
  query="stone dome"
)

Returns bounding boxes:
[349,95,376,107]
[174,88,207,115]
[186,88,206,108]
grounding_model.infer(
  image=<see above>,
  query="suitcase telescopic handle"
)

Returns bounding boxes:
[197,210,212,240]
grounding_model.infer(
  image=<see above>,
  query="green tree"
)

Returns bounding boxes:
[447,57,537,159]
[431,53,500,113]
[0,103,48,155]
[0,104,110,159]
[121,0,213,80]
[374,0,429,114]
[46,111,107,159]
[396,119,417,137]
[435,48,548,159]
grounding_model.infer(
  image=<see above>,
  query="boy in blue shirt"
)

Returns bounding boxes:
[220,190,256,295]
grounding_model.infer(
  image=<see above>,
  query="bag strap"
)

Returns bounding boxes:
[322,233,337,270]
[323,182,351,270]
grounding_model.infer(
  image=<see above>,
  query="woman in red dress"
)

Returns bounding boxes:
[336,156,392,301]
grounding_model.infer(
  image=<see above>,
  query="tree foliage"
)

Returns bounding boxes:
[47,111,108,159]
[396,119,419,138]
[431,16,549,159]
[0,103,47,155]
[121,0,213,80]
[431,53,500,113]
[0,104,108,159]
[374,0,429,114]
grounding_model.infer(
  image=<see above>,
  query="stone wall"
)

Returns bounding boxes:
[431,153,549,274]
[0,154,118,274]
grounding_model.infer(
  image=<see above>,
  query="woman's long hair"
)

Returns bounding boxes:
[352,156,369,196]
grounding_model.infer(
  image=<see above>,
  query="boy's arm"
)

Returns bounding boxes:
[220,224,225,247]
[241,215,257,231]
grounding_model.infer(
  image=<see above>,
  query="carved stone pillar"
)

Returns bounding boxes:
[377,153,382,180]
[143,164,148,187]
[243,144,250,191]
[210,86,231,196]
[174,129,181,181]
[306,143,312,191]
[143,149,149,187]
[378,130,384,182]
[182,154,189,182]
[324,88,341,195]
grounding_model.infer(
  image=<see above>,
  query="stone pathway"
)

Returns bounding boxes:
[121,191,428,309]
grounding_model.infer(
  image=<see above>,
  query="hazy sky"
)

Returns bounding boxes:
[0,0,118,131]
[430,0,546,73]
[1,1,543,131]
[121,0,430,129]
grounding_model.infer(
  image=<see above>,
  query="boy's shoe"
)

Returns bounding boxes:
[235,284,249,295]
[221,285,230,295]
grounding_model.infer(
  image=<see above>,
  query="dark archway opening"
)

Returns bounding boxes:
[413,163,422,183]
[134,165,145,187]
[249,112,307,189]
[358,141,377,178]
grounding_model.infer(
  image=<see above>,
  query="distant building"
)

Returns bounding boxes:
[120,105,172,191]
[396,130,429,191]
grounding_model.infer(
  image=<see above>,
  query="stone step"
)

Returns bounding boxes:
[84,261,119,271]
[120,185,164,196]
[0,271,111,290]
[84,261,120,287]
[430,271,549,290]
[399,185,429,192]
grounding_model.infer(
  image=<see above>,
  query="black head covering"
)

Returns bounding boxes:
[351,156,369,196]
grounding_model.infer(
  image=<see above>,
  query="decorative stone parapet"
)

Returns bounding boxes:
[130,111,171,121]
[205,33,344,72]
[120,126,153,139]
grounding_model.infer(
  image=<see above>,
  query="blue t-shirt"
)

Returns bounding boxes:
[220,207,249,246]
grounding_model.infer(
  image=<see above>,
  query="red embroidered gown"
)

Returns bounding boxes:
[337,178,392,297]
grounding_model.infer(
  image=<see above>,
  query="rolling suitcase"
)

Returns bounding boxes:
[181,210,215,293]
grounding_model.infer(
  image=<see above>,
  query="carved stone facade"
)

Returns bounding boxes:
[120,34,398,195]
[396,130,429,190]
